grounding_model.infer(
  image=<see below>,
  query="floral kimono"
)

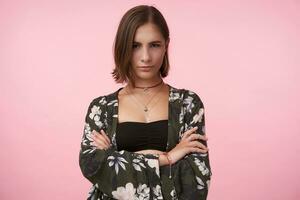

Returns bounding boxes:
[79,84,212,200]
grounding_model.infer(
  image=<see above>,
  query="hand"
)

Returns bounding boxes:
[168,126,208,164]
[91,130,111,150]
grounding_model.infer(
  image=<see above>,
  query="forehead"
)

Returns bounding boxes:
[133,23,164,42]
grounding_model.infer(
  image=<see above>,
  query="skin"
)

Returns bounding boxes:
[91,22,209,166]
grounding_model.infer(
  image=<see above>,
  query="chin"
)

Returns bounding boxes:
[136,74,157,80]
[134,70,160,79]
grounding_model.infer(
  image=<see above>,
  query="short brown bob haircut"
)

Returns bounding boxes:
[111,5,170,87]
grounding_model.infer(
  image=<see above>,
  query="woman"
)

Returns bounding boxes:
[79,5,212,200]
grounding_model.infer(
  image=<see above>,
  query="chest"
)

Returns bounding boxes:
[117,91,169,123]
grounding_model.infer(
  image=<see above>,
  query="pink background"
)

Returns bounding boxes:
[1,0,299,199]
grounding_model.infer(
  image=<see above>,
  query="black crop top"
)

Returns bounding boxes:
[116,119,168,152]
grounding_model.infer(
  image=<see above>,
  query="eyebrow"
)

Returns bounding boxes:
[133,41,162,44]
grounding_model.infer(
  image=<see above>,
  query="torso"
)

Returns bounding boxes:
[117,83,169,123]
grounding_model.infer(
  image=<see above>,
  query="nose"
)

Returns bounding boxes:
[141,47,151,63]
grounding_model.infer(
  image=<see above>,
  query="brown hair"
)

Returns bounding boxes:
[111,5,170,87]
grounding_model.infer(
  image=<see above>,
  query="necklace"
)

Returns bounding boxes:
[125,82,164,122]
[134,79,163,93]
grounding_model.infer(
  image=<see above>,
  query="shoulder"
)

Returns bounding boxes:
[185,89,203,102]
[87,88,121,109]
[169,84,204,105]
[184,89,204,110]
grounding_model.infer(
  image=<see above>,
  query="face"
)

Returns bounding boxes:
[130,22,168,82]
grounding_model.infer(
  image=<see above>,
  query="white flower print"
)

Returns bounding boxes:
[111,131,117,146]
[103,112,108,128]
[94,115,104,127]
[108,152,128,174]
[107,99,118,106]
[89,105,105,128]
[132,157,146,172]
[179,125,184,139]
[82,146,96,155]
[87,183,99,199]
[169,89,180,102]
[152,185,163,200]
[170,188,177,200]
[135,184,150,200]
[183,95,194,113]
[98,97,107,105]
[81,123,97,154]
[188,90,195,95]
[191,108,204,125]
[191,152,208,157]
[145,157,160,177]
[196,176,205,190]
[82,123,91,146]
[112,183,136,200]
[179,106,185,124]
[194,157,210,176]
[89,105,102,120]
[179,123,191,140]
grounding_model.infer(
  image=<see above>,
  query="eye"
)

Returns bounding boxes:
[132,44,139,49]
[151,43,161,48]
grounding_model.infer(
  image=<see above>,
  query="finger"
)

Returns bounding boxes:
[201,135,208,141]
[100,130,111,145]
[187,133,198,141]
[189,141,208,151]
[182,127,198,140]
[93,132,110,147]
[92,139,109,150]
[135,150,151,155]
[91,141,105,150]
[188,134,208,141]
[92,133,110,148]
[151,150,164,155]
[190,147,208,154]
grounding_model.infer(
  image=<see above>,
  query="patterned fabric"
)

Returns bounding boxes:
[79,84,212,200]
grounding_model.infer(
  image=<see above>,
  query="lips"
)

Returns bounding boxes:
[138,66,152,71]
[139,66,152,68]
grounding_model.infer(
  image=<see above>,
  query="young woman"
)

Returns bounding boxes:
[79,5,212,200]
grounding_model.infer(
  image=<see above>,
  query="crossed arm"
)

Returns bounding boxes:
[90,126,209,166]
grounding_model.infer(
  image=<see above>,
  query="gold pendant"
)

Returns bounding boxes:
[144,107,148,112]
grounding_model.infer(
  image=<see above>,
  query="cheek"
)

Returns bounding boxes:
[154,50,165,62]
[155,52,165,63]
[131,53,139,64]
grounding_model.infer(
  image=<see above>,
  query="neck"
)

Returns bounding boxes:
[128,76,163,89]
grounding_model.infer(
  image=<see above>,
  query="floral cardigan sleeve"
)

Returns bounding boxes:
[79,85,212,200]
